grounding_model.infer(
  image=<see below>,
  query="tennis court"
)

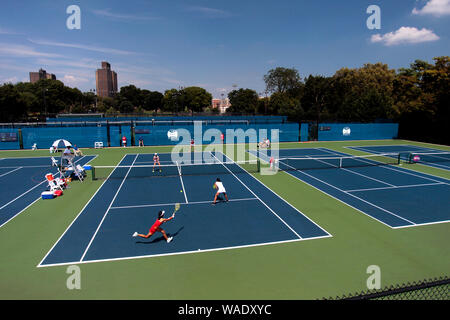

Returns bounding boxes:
[0,155,96,228]
[38,151,331,267]
[250,148,450,229]
[347,144,450,171]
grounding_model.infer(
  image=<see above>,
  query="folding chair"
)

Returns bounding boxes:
[45,173,66,191]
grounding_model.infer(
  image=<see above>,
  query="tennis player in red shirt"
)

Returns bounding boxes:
[132,210,174,243]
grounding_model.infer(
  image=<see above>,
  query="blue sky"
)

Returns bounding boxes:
[0,0,449,98]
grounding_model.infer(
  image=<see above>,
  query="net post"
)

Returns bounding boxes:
[91,166,97,181]
[397,153,401,165]
[257,155,261,173]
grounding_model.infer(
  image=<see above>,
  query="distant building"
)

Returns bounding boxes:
[212,98,231,114]
[29,68,56,83]
[96,61,118,98]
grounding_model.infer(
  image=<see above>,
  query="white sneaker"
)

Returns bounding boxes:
[167,237,173,243]
[132,232,138,237]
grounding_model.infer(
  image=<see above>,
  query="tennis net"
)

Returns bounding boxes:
[91,159,259,180]
[266,153,401,172]
[408,152,450,165]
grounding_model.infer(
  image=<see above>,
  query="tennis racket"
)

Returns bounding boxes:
[172,203,181,218]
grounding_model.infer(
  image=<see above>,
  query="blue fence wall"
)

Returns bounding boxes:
[0,123,299,149]
[48,115,288,124]
[317,123,399,141]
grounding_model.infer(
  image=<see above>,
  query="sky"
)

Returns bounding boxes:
[0,0,449,98]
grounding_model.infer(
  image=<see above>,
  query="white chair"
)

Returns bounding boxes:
[51,157,59,167]
[45,173,66,191]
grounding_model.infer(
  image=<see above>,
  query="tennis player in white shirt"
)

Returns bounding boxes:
[212,178,229,205]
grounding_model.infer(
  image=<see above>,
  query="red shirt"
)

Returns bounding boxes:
[150,219,163,232]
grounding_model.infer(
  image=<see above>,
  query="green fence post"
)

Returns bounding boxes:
[18,128,24,149]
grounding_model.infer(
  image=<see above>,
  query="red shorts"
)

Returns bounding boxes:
[149,226,160,234]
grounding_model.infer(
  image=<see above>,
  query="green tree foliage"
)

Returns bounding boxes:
[0,84,27,121]
[264,67,302,95]
[182,86,213,113]
[330,63,396,122]
[227,88,259,114]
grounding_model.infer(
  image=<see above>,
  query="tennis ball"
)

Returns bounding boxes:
[180,190,183,193]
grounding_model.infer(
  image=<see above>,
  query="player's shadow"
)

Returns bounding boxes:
[135,226,184,244]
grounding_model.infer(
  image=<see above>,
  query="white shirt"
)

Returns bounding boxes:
[215,181,226,193]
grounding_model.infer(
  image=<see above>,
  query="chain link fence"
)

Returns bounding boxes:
[325,276,449,300]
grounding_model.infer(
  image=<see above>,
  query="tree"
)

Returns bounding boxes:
[227,88,259,114]
[301,75,332,121]
[182,86,212,113]
[264,67,302,95]
[268,92,303,121]
[330,63,396,121]
[0,84,27,121]
[141,90,163,113]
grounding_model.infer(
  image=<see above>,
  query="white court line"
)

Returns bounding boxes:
[245,150,332,237]
[110,197,258,210]
[392,219,450,229]
[0,155,93,229]
[278,160,416,226]
[304,155,397,188]
[318,148,450,186]
[345,182,445,193]
[0,166,22,178]
[37,154,125,267]
[80,154,139,262]
[37,235,332,268]
[344,146,450,170]
[176,161,189,203]
[210,152,303,239]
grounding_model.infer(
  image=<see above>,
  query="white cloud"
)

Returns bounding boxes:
[0,43,62,58]
[412,0,450,16]
[61,74,89,87]
[28,39,137,56]
[370,27,439,46]
[185,6,233,18]
[92,8,159,21]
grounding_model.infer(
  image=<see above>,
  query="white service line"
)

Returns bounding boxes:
[0,166,23,178]
[176,161,189,203]
[211,152,303,239]
[80,154,139,262]
[110,197,259,210]
[37,154,125,267]
[304,155,397,187]
[318,148,450,186]
[345,182,445,193]
[279,160,416,226]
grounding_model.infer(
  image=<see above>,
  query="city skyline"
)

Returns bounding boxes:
[0,0,449,98]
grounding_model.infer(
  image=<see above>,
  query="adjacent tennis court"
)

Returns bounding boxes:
[38,151,331,267]
[250,147,450,229]
[0,155,96,228]
[347,144,450,171]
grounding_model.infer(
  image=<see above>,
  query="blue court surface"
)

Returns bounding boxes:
[0,155,96,228]
[250,148,450,229]
[347,145,450,171]
[38,151,331,267]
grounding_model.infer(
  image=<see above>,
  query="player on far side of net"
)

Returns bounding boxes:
[212,178,229,205]
[132,210,174,243]
[153,153,162,172]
